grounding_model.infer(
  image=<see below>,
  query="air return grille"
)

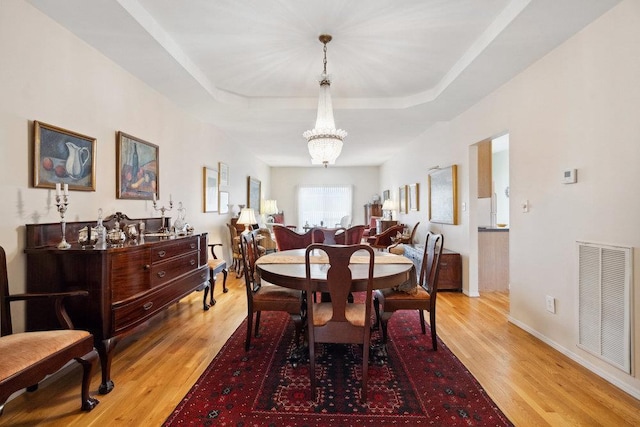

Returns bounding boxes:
[577,241,631,373]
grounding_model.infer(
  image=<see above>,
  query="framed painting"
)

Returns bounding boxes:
[219,162,229,187]
[383,189,390,201]
[247,176,261,212]
[33,121,96,191]
[219,190,229,214]
[409,183,420,211]
[398,185,408,214]
[116,132,158,200]
[428,165,458,224]
[203,166,218,212]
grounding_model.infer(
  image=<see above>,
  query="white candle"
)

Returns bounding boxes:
[152,193,156,202]
[55,183,61,196]
[63,183,69,195]
[169,194,172,203]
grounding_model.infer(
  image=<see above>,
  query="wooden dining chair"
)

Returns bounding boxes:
[373,232,444,350]
[334,224,366,245]
[0,246,99,415]
[304,244,375,403]
[226,223,243,277]
[367,224,405,250]
[240,233,303,351]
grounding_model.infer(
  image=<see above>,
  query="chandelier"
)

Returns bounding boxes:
[303,34,347,167]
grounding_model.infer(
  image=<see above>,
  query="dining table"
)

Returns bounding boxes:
[255,248,415,292]
[255,247,415,365]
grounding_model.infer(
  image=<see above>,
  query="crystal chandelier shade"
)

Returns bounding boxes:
[303,35,347,167]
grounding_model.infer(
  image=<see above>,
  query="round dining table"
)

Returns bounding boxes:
[255,248,414,291]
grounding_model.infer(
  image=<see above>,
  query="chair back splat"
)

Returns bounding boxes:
[273,225,324,250]
[304,244,375,403]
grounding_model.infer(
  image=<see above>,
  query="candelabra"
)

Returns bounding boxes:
[152,194,173,233]
[55,183,71,249]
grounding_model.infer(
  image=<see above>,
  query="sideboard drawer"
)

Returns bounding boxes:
[150,251,199,287]
[112,266,208,333]
[151,237,199,263]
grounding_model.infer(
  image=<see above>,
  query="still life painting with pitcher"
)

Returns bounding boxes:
[33,121,97,191]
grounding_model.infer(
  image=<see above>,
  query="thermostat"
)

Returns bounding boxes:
[562,169,577,184]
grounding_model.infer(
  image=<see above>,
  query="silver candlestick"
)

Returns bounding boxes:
[55,186,71,249]
[152,195,173,233]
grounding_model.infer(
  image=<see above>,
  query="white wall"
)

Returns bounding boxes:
[381,0,640,397]
[0,1,270,330]
[270,166,379,227]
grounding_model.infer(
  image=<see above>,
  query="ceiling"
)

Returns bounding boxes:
[28,0,620,167]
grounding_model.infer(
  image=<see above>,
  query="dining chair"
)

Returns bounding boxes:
[203,243,228,309]
[226,223,243,276]
[0,246,99,415]
[311,227,346,244]
[334,224,366,245]
[373,232,444,350]
[240,233,303,351]
[304,244,375,403]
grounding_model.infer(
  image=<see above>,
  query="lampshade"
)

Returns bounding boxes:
[262,199,279,215]
[303,34,347,167]
[237,208,257,228]
[382,199,395,211]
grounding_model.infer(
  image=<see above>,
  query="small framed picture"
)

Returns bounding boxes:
[219,162,229,187]
[116,132,158,200]
[383,189,390,201]
[399,185,408,214]
[33,121,97,191]
[409,183,420,211]
[219,190,229,214]
[203,166,218,212]
[247,176,261,212]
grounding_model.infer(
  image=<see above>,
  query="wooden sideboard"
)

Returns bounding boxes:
[24,217,209,394]
[364,202,382,227]
[402,244,462,291]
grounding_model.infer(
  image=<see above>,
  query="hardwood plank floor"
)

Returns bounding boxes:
[1,275,638,426]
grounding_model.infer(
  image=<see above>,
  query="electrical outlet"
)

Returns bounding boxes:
[545,295,556,314]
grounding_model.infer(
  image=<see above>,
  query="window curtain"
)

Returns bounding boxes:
[297,185,352,229]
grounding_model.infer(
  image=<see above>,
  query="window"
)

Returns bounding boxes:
[297,185,352,228]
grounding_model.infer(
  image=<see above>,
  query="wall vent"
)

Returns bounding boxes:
[577,241,632,374]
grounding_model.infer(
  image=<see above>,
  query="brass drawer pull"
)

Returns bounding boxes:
[190,243,196,249]
[158,250,166,258]
[157,271,166,278]
[143,302,153,310]
[190,259,196,266]
[144,264,151,270]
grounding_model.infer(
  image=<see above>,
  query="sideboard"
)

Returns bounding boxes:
[402,244,462,291]
[24,216,209,394]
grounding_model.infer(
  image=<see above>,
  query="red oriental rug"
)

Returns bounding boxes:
[164,311,512,426]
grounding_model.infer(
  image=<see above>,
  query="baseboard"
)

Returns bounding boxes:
[507,315,640,400]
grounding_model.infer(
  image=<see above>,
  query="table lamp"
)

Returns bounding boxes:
[262,199,279,223]
[382,199,395,220]
[237,208,257,233]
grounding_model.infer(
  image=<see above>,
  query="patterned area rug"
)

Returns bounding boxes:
[164,311,512,426]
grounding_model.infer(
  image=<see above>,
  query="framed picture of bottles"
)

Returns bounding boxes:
[33,121,97,191]
[116,131,159,200]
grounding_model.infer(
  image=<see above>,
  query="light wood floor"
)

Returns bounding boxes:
[1,275,638,426]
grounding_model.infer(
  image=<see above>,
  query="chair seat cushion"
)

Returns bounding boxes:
[254,283,300,302]
[207,258,227,272]
[375,287,431,311]
[312,302,367,327]
[0,330,91,381]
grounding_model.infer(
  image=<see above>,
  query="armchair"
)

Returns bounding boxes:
[362,216,381,239]
[367,224,405,250]
[0,246,99,415]
[273,226,324,250]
